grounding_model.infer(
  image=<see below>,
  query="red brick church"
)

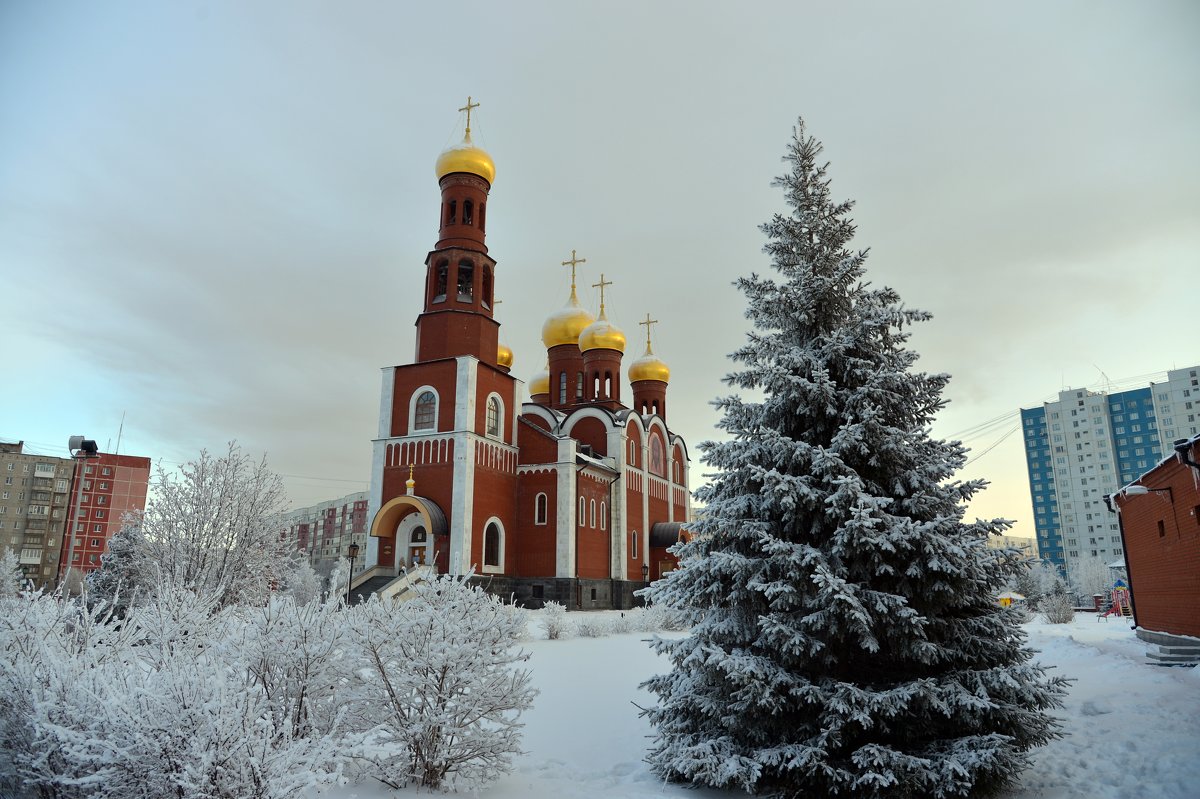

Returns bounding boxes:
[360,103,691,609]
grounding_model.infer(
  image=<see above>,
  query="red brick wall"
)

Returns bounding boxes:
[392,361,458,436]
[475,366,517,445]
[576,471,611,579]
[516,469,557,576]
[571,416,609,457]
[518,418,558,464]
[1116,455,1200,638]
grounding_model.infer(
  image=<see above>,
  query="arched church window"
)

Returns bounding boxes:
[559,372,568,405]
[604,371,612,398]
[482,267,493,309]
[590,498,596,528]
[578,497,585,526]
[535,493,547,525]
[600,502,606,530]
[631,530,638,559]
[486,396,501,438]
[433,261,449,302]
[457,261,474,301]
[447,200,457,225]
[593,372,601,399]
[649,436,665,477]
[463,199,473,226]
[484,522,501,568]
[575,372,584,400]
[629,439,637,467]
[414,391,437,431]
[410,526,427,543]
[479,202,486,232]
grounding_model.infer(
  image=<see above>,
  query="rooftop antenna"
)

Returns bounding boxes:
[115,411,126,455]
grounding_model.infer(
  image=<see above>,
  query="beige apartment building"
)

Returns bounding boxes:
[0,441,75,590]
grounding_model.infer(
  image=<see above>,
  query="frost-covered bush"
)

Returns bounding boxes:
[573,614,610,637]
[1041,592,1075,624]
[0,588,346,799]
[0,549,22,598]
[346,574,536,791]
[609,611,635,634]
[502,598,531,642]
[639,602,686,632]
[88,443,293,609]
[540,600,569,640]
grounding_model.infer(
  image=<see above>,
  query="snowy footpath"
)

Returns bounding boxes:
[322,615,1200,799]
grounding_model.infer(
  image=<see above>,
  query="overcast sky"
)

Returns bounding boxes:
[2,1,1197,540]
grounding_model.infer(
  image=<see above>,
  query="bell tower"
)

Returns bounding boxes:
[415,97,500,366]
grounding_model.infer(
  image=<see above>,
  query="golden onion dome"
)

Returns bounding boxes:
[529,365,550,397]
[541,289,595,349]
[435,131,495,185]
[497,343,514,369]
[579,308,626,353]
[628,344,670,383]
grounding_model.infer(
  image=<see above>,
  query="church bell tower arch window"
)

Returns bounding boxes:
[559,372,568,405]
[410,387,440,433]
[433,260,449,303]
[482,266,493,310]
[485,393,504,439]
[457,260,474,302]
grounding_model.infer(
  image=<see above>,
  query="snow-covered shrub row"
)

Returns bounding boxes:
[0,574,534,798]
[573,615,610,637]
[532,604,689,641]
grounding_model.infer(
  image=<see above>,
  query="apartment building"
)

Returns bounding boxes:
[1021,366,1200,579]
[280,490,369,581]
[0,442,75,590]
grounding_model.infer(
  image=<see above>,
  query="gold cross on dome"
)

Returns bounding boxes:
[407,463,415,481]
[639,313,659,348]
[592,274,613,313]
[459,96,480,134]
[561,249,587,292]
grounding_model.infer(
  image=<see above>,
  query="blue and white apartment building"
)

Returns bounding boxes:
[1021,365,1200,579]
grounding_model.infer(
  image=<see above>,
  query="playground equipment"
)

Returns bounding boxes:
[1098,583,1133,621]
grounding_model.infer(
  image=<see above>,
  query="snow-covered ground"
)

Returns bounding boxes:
[323,614,1200,799]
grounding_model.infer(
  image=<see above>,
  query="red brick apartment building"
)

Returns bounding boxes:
[59,452,151,581]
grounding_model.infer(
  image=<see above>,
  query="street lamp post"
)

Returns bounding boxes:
[345,542,360,606]
[63,436,99,595]
[641,562,650,582]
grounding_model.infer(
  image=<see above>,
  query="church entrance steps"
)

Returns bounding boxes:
[347,565,436,605]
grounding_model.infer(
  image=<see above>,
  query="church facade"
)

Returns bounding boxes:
[362,107,690,609]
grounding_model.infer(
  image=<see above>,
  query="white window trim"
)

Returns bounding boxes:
[590,498,596,528]
[535,492,548,526]
[408,386,440,434]
[578,497,585,526]
[600,501,606,530]
[481,516,505,574]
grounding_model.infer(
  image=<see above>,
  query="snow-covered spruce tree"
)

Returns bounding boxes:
[642,120,1068,799]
